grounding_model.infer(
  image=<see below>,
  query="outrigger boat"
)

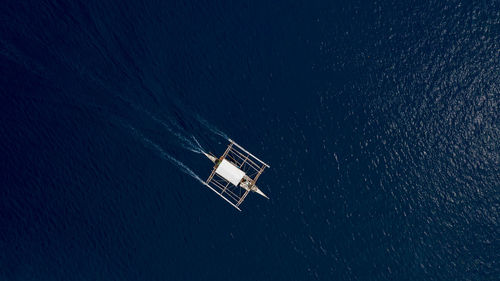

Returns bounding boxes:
[203,139,270,211]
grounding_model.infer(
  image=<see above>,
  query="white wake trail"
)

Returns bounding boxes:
[127,125,205,184]
[144,110,206,154]
[195,114,229,140]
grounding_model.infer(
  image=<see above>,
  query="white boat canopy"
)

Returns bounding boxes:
[215,159,245,186]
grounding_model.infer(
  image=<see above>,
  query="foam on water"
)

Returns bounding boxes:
[195,114,229,140]
[126,124,205,184]
[149,113,205,154]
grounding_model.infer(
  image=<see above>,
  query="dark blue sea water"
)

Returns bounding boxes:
[1,0,499,280]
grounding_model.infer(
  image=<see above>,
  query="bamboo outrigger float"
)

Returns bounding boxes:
[203,139,270,211]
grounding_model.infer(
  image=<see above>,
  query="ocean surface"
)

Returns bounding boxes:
[1,0,499,280]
